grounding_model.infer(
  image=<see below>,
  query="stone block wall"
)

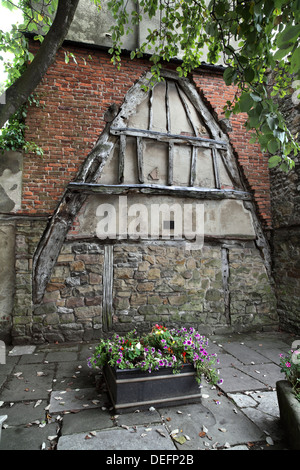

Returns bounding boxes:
[111,244,225,331]
[269,82,300,335]
[11,222,278,343]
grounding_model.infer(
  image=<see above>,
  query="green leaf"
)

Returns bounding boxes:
[291,47,300,72]
[277,24,300,47]
[268,155,281,168]
[244,67,255,82]
[250,93,262,102]
[223,66,235,85]
[239,92,254,113]
[267,138,279,154]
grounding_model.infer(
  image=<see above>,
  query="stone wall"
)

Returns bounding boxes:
[0,222,16,342]
[270,81,300,335]
[10,221,278,343]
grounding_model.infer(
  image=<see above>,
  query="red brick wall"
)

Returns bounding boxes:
[23,42,272,228]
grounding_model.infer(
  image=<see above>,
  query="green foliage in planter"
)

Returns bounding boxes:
[279,347,300,402]
[87,324,222,386]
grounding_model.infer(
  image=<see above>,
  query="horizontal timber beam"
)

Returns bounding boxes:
[68,182,252,201]
[110,127,227,150]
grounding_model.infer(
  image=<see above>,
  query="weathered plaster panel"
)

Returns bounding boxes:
[0,151,23,212]
[74,194,256,240]
[0,223,15,340]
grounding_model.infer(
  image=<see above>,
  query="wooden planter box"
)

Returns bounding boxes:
[276,380,300,450]
[103,364,201,412]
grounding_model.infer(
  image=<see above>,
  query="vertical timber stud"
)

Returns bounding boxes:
[137,136,144,183]
[168,142,174,186]
[103,245,113,332]
[190,146,197,186]
[221,246,231,325]
[212,147,221,190]
[149,86,154,131]
[119,134,126,183]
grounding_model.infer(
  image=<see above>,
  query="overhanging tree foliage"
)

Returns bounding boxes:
[0,0,299,170]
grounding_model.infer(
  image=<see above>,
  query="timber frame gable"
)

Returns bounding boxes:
[32,70,272,308]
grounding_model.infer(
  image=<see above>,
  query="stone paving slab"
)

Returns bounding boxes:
[49,388,105,413]
[116,409,163,427]
[45,351,79,363]
[0,399,49,426]
[8,346,36,356]
[0,363,56,401]
[53,361,99,390]
[227,390,283,441]
[57,425,177,450]
[216,366,267,393]
[233,363,281,389]
[220,342,271,365]
[61,408,115,435]
[159,386,265,450]
[0,422,58,450]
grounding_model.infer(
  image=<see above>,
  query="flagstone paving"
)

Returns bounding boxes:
[0,330,296,451]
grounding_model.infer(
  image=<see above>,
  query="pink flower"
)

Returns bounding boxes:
[285,362,291,368]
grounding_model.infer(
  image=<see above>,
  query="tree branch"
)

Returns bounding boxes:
[0,0,79,129]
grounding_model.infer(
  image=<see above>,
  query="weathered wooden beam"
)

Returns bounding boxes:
[119,134,126,184]
[212,147,221,190]
[190,147,197,187]
[221,246,231,325]
[168,142,174,186]
[175,83,198,136]
[148,86,154,131]
[68,182,253,201]
[166,80,171,133]
[136,136,144,183]
[110,127,227,150]
[103,245,113,332]
[32,190,87,304]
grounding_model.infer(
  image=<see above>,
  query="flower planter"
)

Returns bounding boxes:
[276,380,300,450]
[103,363,201,412]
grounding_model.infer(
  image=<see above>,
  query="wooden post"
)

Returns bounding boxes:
[103,245,113,332]
[168,142,174,186]
[221,246,230,325]
[136,136,144,183]
[190,146,197,187]
[212,147,221,190]
[119,134,126,183]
